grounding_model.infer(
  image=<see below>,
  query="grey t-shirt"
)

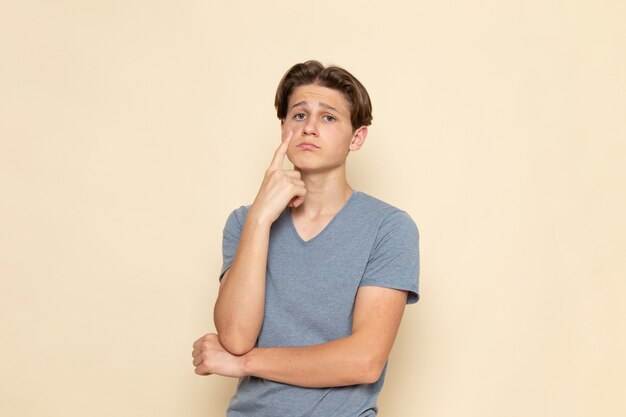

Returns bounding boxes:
[220,191,420,417]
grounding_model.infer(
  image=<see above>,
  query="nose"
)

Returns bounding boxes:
[302,118,318,136]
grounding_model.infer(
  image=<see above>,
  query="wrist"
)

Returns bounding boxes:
[241,348,258,377]
[246,207,276,227]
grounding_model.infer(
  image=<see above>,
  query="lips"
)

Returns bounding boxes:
[296,142,319,150]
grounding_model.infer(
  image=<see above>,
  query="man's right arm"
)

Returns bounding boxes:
[213,131,305,355]
[213,213,272,355]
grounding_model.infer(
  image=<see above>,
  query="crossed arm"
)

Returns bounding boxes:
[194,283,407,388]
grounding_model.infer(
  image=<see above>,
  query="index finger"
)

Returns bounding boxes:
[268,130,293,171]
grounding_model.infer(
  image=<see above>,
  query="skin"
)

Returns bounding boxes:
[194,84,408,387]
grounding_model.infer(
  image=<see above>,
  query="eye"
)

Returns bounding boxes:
[323,115,336,122]
[294,113,307,120]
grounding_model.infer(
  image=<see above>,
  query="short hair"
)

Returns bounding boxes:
[274,60,373,129]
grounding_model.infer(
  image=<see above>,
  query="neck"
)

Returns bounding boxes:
[292,167,353,218]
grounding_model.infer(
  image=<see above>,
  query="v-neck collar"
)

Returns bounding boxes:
[286,191,358,246]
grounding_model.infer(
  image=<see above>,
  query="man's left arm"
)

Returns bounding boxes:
[192,285,407,388]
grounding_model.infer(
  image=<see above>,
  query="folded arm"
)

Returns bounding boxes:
[213,214,271,355]
[196,285,407,388]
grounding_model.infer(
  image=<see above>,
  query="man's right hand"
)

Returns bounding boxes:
[249,131,307,223]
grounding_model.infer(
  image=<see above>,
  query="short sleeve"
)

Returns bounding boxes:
[220,206,248,280]
[360,210,420,304]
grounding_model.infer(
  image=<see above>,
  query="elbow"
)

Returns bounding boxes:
[218,332,255,356]
[214,315,259,356]
[358,354,387,385]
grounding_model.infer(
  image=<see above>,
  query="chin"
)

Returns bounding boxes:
[290,154,345,174]
[292,163,320,173]
[290,154,316,170]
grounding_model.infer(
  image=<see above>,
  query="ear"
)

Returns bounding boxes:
[280,119,286,137]
[349,126,368,151]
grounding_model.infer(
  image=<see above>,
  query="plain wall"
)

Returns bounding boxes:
[1,1,625,416]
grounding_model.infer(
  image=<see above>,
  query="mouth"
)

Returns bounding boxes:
[296,142,320,150]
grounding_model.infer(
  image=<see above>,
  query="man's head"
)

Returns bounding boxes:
[275,60,372,131]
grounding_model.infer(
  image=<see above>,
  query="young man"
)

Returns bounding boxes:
[192,60,419,416]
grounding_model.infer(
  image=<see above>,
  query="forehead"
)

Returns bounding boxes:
[288,84,351,112]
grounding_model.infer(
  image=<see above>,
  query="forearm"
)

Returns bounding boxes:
[242,335,385,388]
[214,213,272,355]
[195,289,407,387]
[239,288,407,388]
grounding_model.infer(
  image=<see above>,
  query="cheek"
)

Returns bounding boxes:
[283,122,300,137]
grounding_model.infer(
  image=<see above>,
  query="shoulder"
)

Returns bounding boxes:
[223,204,252,234]
[352,191,418,232]
[231,204,252,223]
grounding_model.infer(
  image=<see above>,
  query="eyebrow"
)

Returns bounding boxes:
[289,100,343,114]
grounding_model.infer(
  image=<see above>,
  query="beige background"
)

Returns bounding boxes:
[1,1,625,416]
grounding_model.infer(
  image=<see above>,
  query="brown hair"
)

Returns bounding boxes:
[274,60,373,129]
